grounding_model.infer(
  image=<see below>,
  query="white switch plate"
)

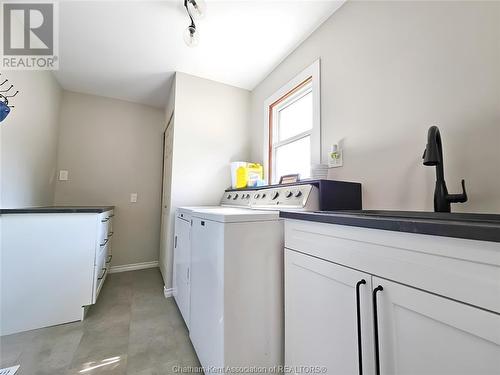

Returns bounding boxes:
[130,193,138,203]
[59,170,69,181]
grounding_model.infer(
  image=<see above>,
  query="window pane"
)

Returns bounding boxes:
[275,136,310,182]
[278,90,312,141]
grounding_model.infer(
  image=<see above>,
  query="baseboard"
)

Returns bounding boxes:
[109,261,159,274]
[164,286,174,298]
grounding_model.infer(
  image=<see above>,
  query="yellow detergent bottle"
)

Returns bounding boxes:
[236,166,248,188]
[236,163,263,188]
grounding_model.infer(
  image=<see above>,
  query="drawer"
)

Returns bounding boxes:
[98,211,113,244]
[284,219,500,313]
[96,239,109,263]
[105,241,113,265]
[93,245,108,303]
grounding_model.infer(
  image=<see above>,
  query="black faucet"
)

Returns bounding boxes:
[422,126,467,212]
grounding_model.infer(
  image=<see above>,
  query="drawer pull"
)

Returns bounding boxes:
[355,279,366,375]
[109,214,115,218]
[97,267,107,280]
[101,218,109,223]
[100,238,109,247]
[108,231,114,237]
[107,254,112,263]
[373,285,384,375]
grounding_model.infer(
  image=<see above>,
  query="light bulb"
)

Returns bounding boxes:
[187,0,206,19]
[183,26,199,47]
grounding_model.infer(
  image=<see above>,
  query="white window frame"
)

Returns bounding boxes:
[263,59,321,184]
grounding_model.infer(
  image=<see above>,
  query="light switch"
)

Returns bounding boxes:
[130,193,138,203]
[59,170,69,181]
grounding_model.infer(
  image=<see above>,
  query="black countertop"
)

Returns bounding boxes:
[0,206,115,214]
[279,210,500,243]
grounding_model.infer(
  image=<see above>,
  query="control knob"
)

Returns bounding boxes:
[233,194,239,200]
[285,190,293,198]
[271,191,279,200]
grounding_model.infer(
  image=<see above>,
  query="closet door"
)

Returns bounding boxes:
[372,277,500,375]
[285,249,374,375]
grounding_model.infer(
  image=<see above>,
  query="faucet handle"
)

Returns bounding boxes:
[447,179,468,203]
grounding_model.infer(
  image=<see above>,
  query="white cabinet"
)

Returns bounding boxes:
[173,214,191,328]
[1,209,114,335]
[284,219,500,375]
[374,277,500,375]
[285,250,374,375]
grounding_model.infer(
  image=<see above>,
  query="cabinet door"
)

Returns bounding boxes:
[285,249,374,375]
[373,277,500,375]
[173,217,191,328]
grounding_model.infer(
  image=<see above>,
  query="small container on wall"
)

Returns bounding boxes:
[328,144,343,168]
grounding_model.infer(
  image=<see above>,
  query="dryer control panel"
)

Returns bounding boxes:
[220,190,254,207]
[221,184,319,211]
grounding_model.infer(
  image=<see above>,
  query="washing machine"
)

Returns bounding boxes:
[187,180,362,374]
[173,200,254,329]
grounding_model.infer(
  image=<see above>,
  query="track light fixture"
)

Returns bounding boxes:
[183,0,205,47]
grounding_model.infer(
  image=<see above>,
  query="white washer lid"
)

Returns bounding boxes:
[191,207,280,223]
[177,206,220,215]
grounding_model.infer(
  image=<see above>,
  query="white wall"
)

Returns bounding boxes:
[172,73,251,206]
[0,71,61,207]
[161,72,250,289]
[54,91,165,267]
[250,1,500,213]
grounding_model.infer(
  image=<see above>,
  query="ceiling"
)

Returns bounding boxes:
[54,1,344,108]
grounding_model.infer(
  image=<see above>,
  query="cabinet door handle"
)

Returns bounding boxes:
[373,285,384,375]
[355,279,366,375]
[174,236,177,248]
[100,238,109,247]
[98,267,107,280]
[107,254,112,263]
[101,218,109,223]
[187,267,190,281]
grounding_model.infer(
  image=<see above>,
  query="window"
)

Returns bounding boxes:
[264,60,320,184]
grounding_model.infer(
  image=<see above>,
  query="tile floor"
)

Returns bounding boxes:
[0,268,200,374]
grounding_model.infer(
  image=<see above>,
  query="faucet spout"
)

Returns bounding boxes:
[422,126,467,212]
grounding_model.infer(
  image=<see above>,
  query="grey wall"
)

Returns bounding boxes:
[0,71,61,208]
[54,91,165,267]
[250,1,500,213]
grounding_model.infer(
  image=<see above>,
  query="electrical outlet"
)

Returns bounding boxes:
[130,193,138,203]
